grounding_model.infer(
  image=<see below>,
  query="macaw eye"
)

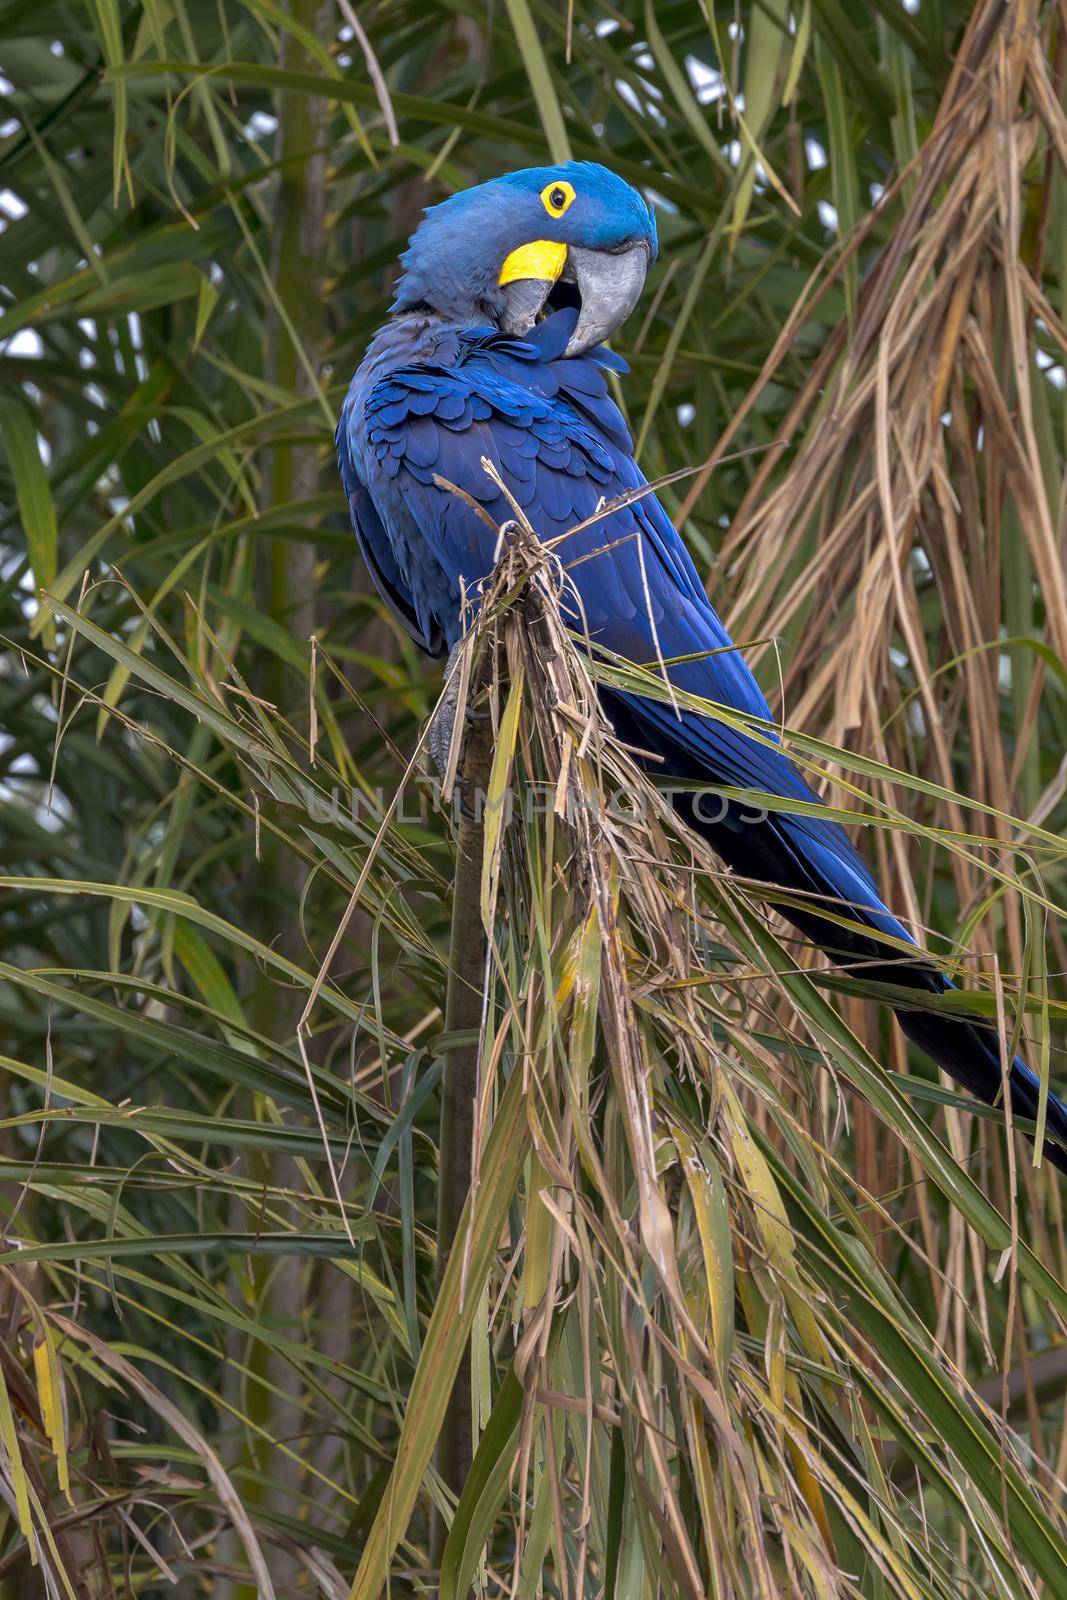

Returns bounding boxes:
[540,180,576,218]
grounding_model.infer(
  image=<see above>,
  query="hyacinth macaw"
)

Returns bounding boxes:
[337,161,1067,1172]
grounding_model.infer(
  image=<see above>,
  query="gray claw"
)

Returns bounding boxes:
[427,643,495,803]
[428,674,460,779]
[428,643,468,780]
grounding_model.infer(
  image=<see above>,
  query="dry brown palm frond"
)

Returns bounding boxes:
[721,1,1058,706]
[678,0,1067,1211]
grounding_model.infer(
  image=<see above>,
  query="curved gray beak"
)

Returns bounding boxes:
[497,241,650,356]
[564,241,649,356]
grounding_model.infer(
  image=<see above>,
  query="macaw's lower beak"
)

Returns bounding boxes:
[498,240,649,357]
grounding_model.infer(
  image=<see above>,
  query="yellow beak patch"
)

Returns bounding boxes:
[498,239,567,287]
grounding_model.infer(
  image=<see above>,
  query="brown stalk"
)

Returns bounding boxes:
[685,0,1067,1184]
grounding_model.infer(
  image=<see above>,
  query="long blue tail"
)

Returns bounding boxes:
[685,786,1067,1173]
[601,686,1067,1171]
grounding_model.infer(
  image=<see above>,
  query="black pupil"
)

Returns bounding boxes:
[551,188,566,208]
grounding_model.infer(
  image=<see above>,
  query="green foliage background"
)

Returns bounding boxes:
[1,0,1067,1594]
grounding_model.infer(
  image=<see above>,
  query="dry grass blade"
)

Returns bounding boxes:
[51,1317,276,1600]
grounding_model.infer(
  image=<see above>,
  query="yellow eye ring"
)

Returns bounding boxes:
[540,180,576,218]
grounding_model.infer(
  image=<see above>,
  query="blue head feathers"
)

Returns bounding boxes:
[392,163,658,353]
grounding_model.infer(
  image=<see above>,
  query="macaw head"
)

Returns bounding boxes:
[392,161,658,357]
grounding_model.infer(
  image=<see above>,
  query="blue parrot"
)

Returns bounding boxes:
[337,161,1067,1173]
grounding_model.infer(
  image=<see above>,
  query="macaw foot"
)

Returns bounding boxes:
[427,644,491,781]
[428,668,461,780]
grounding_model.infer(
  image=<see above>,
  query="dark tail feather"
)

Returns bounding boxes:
[598,691,1067,1171]
[898,1003,1067,1175]
[676,793,1067,1174]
